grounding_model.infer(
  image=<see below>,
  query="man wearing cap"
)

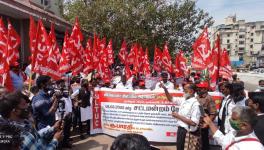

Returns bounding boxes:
[155,72,174,90]
[196,81,217,150]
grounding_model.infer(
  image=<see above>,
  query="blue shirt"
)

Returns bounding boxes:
[9,70,24,91]
[32,90,55,130]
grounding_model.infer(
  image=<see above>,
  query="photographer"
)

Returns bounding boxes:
[54,79,73,148]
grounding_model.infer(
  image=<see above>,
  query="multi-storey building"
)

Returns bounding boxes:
[0,0,71,65]
[212,15,264,68]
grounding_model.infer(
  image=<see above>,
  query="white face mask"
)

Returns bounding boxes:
[258,86,264,90]
[184,92,191,99]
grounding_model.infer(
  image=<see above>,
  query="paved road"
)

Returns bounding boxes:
[67,73,264,150]
[69,133,175,150]
[237,72,264,91]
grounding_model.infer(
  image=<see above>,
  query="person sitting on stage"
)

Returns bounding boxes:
[155,72,174,90]
[203,106,264,150]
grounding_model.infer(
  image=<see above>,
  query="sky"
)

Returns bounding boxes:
[196,0,264,26]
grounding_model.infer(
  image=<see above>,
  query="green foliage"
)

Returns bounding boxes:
[63,0,214,61]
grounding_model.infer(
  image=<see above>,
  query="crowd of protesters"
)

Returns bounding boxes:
[0,63,263,150]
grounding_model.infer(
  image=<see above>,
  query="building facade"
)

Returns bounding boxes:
[212,15,264,68]
[0,0,71,66]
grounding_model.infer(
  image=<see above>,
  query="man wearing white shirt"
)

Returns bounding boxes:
[115,75,133,90]
[224,83,247,133]
[218,82,233,134]
[161,83,201,150]
[155,72,174,90]
[204,106,264,150]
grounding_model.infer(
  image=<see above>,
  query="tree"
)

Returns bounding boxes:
[63,0,214,61]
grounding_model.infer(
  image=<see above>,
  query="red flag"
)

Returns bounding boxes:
[125,61,132,80]
[93,33,100,69]
[7,20,20,66]
[132,44,139,74]
[69,17,84,76]
[174,50,187,77]
[29,16,37,69]
[0,18,8,87]
[208,35,220,90]
[32,20,50,75]
[46,23,61,80]
[138,45,145,73]
[0,18,8,74]
[59,30,72,74]
[98,37,106,56]
[83,38,93,74]
[153,46,162,72]
[192,27,211,70]
[49,23,61,63]
[220,48,232,80]
[127,43,137,65]
[105,39,114,66]
[97,52,111,83]
[162,42,172,73]
[142,48,151,76]
[118,40,127,64]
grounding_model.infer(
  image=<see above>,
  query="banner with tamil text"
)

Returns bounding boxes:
[91,88,223,143]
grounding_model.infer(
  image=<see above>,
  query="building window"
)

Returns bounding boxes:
[239,55,244,61]
[261,25,264,29]
[239,35,244,38]
[251,33,254,36]
[239,41,244,44]
[239,47,244,51]
[227,45,231,49]
[227,39,230,43]
[251,26,255,29]
[250,45,253,48]
[227,34,230,37]
[251,39,254,42]
[41,0,49,6]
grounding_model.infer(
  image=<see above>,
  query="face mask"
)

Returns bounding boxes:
[229,118,241,131]
[258,86,264,90]
[184,92,191,99]
[19,108,30,119]
[197,91,207,96]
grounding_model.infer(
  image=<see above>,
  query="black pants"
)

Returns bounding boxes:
[177,127,187,150]
[201,128,209,150]
[74,107,90,135]
[62,114,72,144]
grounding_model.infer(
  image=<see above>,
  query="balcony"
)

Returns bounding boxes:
[238,50,245,54]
